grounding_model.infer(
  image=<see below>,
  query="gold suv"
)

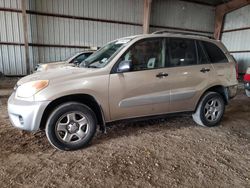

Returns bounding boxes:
[8,31,238,151]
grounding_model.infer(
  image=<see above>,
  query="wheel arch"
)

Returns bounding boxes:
[40,94,106,132]
[195,85,229,111]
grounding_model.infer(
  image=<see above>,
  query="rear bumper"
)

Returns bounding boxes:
[8,93,50,132]
[227,85,238,99]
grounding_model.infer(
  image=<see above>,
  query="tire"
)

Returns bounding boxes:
[246,89,250,97]
[45,102,97,151]
[192,92,225,127]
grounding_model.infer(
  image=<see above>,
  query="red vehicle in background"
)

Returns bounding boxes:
[244,67,250,97]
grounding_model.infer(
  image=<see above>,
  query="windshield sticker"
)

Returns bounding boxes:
[101,58,108,63]
[115,39,130,44]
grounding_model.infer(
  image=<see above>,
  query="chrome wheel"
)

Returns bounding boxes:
[204,98,222,122]
[55,111,89,144]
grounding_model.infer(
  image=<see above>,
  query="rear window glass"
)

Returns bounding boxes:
[202,41,228,63]
[167,38,197,67]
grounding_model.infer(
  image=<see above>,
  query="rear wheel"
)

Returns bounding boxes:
[192,92,225,127]
[45,102,97,151]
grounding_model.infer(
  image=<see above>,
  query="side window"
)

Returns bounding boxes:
[202,41,228,63]
[119,38,164,71]
[197,41,209,64]
[167,38,197,67]
[75,54,87,62]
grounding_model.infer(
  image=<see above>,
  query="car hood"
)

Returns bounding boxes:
[36,61,72,71]
[46,61,67,67]
[17,66,101,86]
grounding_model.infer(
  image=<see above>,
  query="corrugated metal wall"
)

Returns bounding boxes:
[221,5,250,73]
[150,0,215,36]
[26,0,143,73]
[0,0,26,75]
[0,0,215,76]
[28,0,143,68]
[0,0,144,75]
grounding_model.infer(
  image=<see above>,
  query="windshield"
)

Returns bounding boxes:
[80,38,132,68]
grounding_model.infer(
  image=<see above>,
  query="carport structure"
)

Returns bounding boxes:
[0,0,250,75]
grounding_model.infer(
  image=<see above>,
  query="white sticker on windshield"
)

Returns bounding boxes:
[101,58,108,63]
[115,39,130,44]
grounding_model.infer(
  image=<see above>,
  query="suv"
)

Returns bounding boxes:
[8,32,238,151]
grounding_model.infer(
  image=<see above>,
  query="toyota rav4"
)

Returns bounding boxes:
[8,31,238,151]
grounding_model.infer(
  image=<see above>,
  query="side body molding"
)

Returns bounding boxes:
[119,91,171,108]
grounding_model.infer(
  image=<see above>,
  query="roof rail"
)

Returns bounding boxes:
[152,30,215,39]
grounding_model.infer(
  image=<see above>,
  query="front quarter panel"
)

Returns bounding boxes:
[34,74,110,121]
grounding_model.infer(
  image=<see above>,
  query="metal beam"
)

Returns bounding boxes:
[21,0,30,74]
[143,0,152,34]
[214,0,250,40]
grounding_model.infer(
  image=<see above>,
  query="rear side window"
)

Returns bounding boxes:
[202,41,228,63]
[167,38,197,67]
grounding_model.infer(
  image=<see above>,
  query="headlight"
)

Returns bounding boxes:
[16,80,49,98]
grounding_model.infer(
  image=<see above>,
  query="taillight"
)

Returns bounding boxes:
[244,67,250,82]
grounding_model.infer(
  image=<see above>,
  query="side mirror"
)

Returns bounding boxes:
[117,60,131,73]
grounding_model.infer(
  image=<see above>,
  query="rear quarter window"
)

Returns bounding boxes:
[202,41,228,63]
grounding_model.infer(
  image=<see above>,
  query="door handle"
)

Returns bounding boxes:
[200,68,210,73]
[156,72,168,78]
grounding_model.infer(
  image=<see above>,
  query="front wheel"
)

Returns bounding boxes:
[45,102,97,151]
[192,92,225,127]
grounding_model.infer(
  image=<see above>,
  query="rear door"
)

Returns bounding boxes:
[201,41,236,84]
[159,38,215,113]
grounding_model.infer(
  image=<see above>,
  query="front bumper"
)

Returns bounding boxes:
[7,93,50,132]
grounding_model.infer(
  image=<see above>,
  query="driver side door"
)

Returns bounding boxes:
[108,38,172,121]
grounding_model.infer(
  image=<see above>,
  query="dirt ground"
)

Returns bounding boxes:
[0,81,250,187]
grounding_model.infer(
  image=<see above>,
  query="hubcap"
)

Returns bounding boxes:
[67,122,79,133]
[204,98,222,122]
[55,112,89,144]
